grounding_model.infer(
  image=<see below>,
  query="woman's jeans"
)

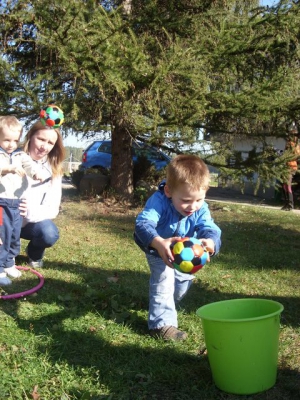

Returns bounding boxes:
[21,219,59,261]
[146,253,194,330]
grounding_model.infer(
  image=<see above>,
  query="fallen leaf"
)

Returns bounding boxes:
[198,347,208,356]
[107,276,119,283]
[31,385,40,400]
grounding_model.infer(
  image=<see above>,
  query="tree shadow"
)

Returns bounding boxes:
[2,190,298,398]
[1,257,299,399]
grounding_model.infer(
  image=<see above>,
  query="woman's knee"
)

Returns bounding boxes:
[33,221,59,247]
[43,225,59,246]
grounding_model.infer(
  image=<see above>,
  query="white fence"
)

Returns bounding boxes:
[63,161,81,174]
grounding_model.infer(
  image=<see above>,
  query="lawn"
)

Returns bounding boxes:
[0,186,299,399]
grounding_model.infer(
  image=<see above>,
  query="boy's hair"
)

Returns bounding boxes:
[166,154,210,191]
[0,116,23,136]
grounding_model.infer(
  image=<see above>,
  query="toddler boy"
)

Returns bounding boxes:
[0,116,43,285]
[134,154,221,340]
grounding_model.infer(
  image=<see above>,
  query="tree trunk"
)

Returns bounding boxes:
[110,124,134,201]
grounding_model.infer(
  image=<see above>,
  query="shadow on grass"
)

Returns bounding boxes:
[1,189,298,398]
[1,258,300,399]
[0,262,212,399]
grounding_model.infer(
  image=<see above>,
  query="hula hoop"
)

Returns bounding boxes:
[0,266,44,300]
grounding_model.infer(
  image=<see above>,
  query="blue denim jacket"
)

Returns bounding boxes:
[134,182,221,257]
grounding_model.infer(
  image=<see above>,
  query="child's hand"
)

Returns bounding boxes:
[200,238,215,255]
[150,236,182,268]
[9,165,26,176]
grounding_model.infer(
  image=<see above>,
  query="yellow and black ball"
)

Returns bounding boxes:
[170,237,210,274]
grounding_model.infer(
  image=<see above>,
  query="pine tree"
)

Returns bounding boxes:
[1,1,299,198]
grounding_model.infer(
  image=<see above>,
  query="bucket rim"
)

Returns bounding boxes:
[196,298,284,322]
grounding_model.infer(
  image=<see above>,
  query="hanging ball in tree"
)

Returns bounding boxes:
[170,237,210,274]
[40,104,64,128]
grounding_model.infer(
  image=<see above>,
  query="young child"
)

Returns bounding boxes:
[134,154,221,341]
[0,116,43,285]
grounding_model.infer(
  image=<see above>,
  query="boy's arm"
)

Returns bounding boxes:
[150,236,181,268]
[134,192,163,249]
[135,193,182,267]
[0,164,26,176]
[195,203,222,255]
[21,153,44,181]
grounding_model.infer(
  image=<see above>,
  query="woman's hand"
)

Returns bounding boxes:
[19,199,28,217]
[33,172,44,182]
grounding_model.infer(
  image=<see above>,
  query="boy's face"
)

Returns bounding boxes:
[164,183,207,217]
[0,126,21,154]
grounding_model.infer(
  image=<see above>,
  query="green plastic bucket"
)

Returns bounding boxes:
[196,298,284,395]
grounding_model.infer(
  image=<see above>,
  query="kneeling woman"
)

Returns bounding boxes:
[21,121,65,267]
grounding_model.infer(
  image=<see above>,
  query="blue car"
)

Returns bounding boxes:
[80,140,171,171]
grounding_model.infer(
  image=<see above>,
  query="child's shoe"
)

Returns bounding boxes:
[5,266,22,278]
[149,325,188,341]
[0,272,12,286]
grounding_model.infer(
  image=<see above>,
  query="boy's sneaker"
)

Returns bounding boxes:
[5,266,22,278]
[0,272,12,286]
[25,246,43,268]
[149,325,188,341]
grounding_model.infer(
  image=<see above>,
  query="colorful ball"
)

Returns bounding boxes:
[170,237,210,274]
[40,104,64,128]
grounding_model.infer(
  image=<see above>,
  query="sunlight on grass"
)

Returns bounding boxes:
[0,189,299,399]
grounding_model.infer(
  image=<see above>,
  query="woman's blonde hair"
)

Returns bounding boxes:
[166,154,210,191]
[23,120,65,177]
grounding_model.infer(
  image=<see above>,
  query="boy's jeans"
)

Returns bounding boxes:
[0,200,22,271]
[146,253,194,330]
[21,219,59,261]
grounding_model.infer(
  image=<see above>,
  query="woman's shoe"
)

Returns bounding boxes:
[25,246,43,268]
[28,259,44,268]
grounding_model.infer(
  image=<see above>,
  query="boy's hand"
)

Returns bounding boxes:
[200,238,215,255]
[150,236,182,268]
[8,165,26,176]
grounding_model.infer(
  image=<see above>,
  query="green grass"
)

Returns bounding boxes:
[1,187,299,399]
